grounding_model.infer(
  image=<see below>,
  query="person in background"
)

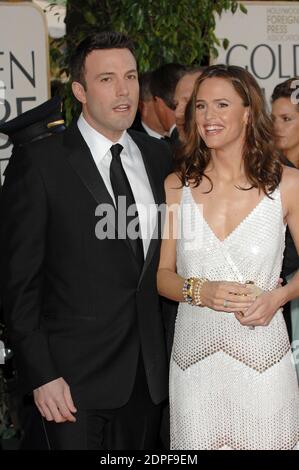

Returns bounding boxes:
[173,66,205,142]
[0,96,65,150]
[150,63,186,146]
[272,78,299,169]
[272,77,299,381]
[0,96,65,449]
[131,72,165,139]
[158,64,299,450]
[0,96,65,187]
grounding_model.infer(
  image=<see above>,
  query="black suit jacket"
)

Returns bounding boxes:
[0,122,173,409]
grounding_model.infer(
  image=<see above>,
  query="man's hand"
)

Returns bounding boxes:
[33,377,77,423]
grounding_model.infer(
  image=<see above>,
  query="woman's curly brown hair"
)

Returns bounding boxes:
[175,64,282,195]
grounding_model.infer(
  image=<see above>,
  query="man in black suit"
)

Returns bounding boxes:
[150,63,186,147]
[131,72,165,139]
[0,32,172,450]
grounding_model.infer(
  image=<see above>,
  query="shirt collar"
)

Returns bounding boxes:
[168,123,177,137]
[141,121,164,140]
[77,113,129,163]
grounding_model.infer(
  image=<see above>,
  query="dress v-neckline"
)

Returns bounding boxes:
[188,186,270,244]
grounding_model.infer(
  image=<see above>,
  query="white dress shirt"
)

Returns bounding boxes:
[77,114,157,256]
[168,123,177,137]
[141,121,164,140]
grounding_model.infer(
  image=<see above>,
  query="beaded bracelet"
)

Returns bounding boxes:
[192,278,208,306]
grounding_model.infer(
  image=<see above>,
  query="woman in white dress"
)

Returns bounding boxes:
[157,65,299,450]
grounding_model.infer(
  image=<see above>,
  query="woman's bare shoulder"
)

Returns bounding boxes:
[164,172,184,204]
[165,172,182,188]
[281,165,299,191]
[280,166,299,215]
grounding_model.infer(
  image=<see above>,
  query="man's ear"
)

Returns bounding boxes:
[72,81,87,104]
[152,96,163,118]
[155,96,167,110]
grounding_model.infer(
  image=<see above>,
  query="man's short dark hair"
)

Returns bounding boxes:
[150,63,187,110]
[70,31,136,89]
[139,72,154,102]
[184,65,206,75]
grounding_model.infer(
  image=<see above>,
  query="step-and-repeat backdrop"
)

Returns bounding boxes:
[0,2,49,185]
[213,1,299,106]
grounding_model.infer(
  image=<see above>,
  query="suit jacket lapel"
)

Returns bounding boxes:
[129,131,163,287]
[64,122,112,205]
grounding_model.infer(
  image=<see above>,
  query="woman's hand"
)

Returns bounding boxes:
[234,288,283,327]
[200,281,255,312]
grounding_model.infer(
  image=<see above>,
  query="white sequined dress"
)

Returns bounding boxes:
[170,185,299,450]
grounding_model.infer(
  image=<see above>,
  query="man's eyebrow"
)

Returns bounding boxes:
[95,69,138,78]
[95,72,115,78]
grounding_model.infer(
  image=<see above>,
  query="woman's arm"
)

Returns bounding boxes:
[279,167,299,304]
[157,173,185,301]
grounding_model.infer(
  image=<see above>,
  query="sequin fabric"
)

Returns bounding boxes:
[170,185,299,450]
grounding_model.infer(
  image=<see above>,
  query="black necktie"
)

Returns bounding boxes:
[109,144,144,269]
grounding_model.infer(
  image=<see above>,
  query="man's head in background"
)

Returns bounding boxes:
[138,72,165,137]
[150,63,186,135]
[0,95,65,149]
[174,66,205,142]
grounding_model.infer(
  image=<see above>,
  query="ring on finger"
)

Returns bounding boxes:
[223,299,229,308]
